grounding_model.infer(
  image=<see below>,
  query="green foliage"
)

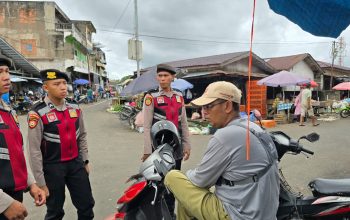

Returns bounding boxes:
[112,104,123,112]
[117,75,133,83]
[65,35,85,53]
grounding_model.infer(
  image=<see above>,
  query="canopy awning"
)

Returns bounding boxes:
[74,66,89,74]
[0,37,39,76]
[10,75,42,83]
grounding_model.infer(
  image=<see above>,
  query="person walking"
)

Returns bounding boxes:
[300,83,319,126]
[0,55,46,220]
[142,64,191,218]
[164,81,280,220]
[27,69,95,220]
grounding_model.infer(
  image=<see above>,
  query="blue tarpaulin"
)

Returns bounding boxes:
[268,0,350,38]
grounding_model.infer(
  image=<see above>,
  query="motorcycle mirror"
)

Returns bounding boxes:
[305,133,319,142]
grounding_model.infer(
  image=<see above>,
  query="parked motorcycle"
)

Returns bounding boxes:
[274,131,350,219]
[12,100,32,114]
[106,123,350,220]
[75,94,88,104]
[106,120,180,220]
[339,105,350,118]
[119,105,140,130]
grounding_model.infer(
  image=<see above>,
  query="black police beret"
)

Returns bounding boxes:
[0,55,12,68]
[157,64,177,75]
[40,69,69,82]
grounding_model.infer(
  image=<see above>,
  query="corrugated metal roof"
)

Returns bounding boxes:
[182,70,268,79]
[317,60,350,72]
[0,37,39,76]
[266,53,324,74]
[266,53,308,70]
[165,52,249,68]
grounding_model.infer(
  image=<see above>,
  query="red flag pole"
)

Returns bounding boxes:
[246,0,256,160]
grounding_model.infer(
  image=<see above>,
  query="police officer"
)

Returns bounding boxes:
[142,64,191,217]
[0,55,46,220]
[27,69,94,220]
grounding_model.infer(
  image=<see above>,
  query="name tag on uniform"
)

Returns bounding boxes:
[0,115,4,124]
[69,109,78,118]
[176,96,182,103]
[157,97,164,104]
[46,112,58,123]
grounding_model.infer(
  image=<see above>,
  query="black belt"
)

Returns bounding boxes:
[216,175,259,187]
[216,163,272,187]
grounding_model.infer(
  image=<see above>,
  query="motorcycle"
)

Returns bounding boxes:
[119,105,141,130]
[339,105,350,118]
[106,120,180,220]
[75,94,88,104]
[107,123,350,220]
[274,131,350,219]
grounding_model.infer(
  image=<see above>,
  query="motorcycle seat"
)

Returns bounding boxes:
[309,178,350,197]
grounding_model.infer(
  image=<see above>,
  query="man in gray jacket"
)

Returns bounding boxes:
[164,81,280,220]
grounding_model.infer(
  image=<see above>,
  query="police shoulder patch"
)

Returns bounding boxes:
[144,96,153,106]
[28,112,40,129]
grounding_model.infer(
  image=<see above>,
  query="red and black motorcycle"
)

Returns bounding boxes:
[106,122,350,220]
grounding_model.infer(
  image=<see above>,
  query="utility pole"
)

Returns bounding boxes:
[338,36,346,66]
[134,0,140,77]
[330,41,338,89]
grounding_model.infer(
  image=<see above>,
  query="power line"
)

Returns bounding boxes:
[0,15,333,46]
[96,28,332,45]
[112,0,132,29]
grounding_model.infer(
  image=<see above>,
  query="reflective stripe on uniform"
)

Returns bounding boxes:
[43,132,61,143]
[0,153,10,160]
[154,112,167,120]
[0,147,9,154]
[43,132,60,139]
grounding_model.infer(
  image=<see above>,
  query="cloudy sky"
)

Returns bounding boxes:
[42,0,350,79]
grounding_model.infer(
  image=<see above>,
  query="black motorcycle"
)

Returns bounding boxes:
[119,105,140,130]
[106,125,350,220]
[273,131,350,219]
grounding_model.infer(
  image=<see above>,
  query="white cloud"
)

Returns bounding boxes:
[49,0,350,79]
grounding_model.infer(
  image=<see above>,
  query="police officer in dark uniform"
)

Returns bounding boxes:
[0,55,46,220]
[142,64,191,218]
[27,69,94,220]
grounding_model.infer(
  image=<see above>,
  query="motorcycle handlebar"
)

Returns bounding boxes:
[299,145,314,155]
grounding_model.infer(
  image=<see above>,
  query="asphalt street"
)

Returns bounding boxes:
[20,100,350,219]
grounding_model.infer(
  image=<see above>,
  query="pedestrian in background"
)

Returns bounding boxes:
[142,64,191,218]
[87,86,93,103]
[0,55,46,220]
[300,83,319,126]
[27,69,95,220]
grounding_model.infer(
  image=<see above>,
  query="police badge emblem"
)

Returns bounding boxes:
[176,96,182,103]
[69,109,78,118]
[46,112,58,122]
[157,97,165,104]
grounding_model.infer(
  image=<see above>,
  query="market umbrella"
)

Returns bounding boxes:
[120,66,158,96]
[332,82,350,90]
[268,0,350,38]
[73,79,90,85]
[257,70,310,87]
[333,82,350,97]
[171,79,193,92]
[299,80,318,88]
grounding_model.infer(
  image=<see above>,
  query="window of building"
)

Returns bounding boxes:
[19,8,36,24]
[21,39,37,56]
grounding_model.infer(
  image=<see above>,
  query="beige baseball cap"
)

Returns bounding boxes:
[191,81,242,106]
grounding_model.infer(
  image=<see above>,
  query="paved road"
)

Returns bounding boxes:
[20,101,350,219]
